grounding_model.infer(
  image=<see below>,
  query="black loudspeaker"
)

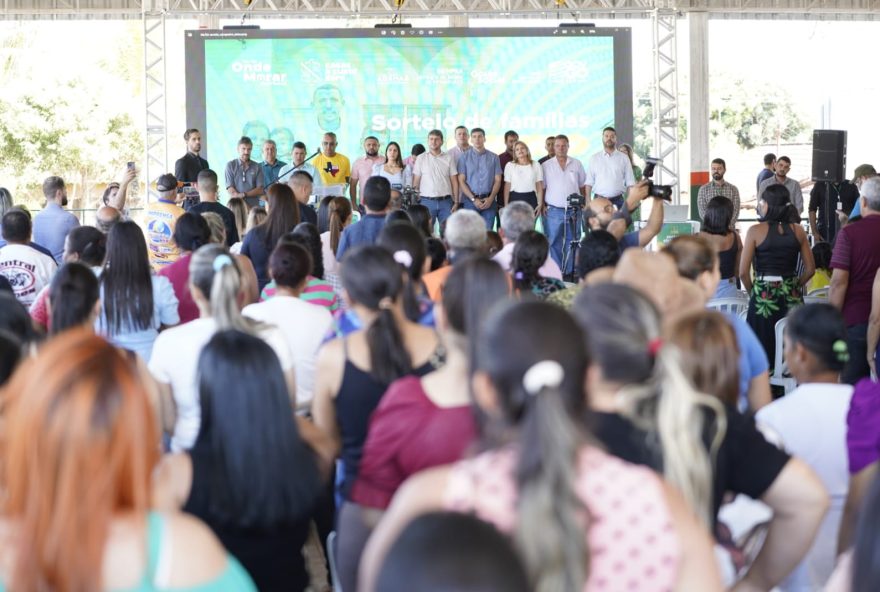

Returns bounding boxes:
[812,130,847,183]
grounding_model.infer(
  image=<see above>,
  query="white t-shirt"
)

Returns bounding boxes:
[0,244,57,307]
[756,382,853,592]
[149,317,294,452]
[321,231,339,276]
[504,162,543,193]
[243,296,333,411]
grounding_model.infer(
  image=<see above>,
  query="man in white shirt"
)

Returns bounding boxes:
[541,134,587,274]
[413,129,460,230]
[493,201,562,279]
[0,209,57,307]
[584,126,636,211]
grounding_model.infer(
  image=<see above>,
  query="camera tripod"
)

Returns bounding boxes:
[561,204,583,283]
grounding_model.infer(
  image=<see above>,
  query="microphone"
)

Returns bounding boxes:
[295,150,321,169]
[273,150,322,187]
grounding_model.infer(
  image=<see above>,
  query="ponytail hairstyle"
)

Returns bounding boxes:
[511,230,549,292]
[786,303,849,373]
[664,235,717,280]
[172,212,212,254]
[760,184,797,224]
[377,222,428,322]
[189,244,260,333]
[64,226,106,267]
[340,246,411,385]
[474,301,589,592]
[572,283,725,526]
[328,196,353,255]
[49,262,100,335]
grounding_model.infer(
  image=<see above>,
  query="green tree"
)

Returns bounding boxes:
[710,79,809,150]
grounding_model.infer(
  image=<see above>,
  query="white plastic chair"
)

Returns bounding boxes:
[768,318,797,394]
[707,295,750,321]
[805,286,829,304]
[327,531,343,592]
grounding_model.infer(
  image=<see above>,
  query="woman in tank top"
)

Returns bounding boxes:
[699,195,742,299]
[358,301,722,592]
[740,184,815,365]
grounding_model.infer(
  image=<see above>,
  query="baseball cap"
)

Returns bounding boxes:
[853,164,876,179]
[156,173,178,192]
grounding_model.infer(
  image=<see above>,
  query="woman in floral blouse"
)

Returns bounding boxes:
[739,184,815,366]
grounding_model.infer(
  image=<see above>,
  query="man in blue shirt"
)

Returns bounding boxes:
[336,176,391,261]
[259,139,286,187]
[457,128,502,229]
[33,176,80,264]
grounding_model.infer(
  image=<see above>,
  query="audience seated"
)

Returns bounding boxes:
[423,209,486,301]
[547,229,621,308]
[48,261,100,335]
[511,230,566,299]
[158,212,212,325]
[241,183,300,290]
[200,211,259,305]
[0,330,257,590]
[153,330,326,591]
[0,208,57,307]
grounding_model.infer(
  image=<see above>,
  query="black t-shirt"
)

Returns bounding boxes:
[189,201,240,247]
[299,202,318,226]
[174,152,210,183]
[809,181,860,241]
[591,404,790,525]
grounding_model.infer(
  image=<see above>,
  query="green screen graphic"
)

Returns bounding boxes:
[194,29,629,173]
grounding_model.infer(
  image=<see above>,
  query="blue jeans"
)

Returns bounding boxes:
[544,205,582,274]
[420,197,453,233]
[462,198,497,230]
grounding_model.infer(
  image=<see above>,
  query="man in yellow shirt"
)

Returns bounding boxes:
[145,173,185,270]
[313,132,351,190]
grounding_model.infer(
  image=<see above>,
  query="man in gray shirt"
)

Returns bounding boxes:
[225,136,265,209]
[457,127,502,230]
[758,155,803,215]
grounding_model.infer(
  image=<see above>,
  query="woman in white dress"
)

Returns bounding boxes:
[503,140,544,216]
[371,141,413,191]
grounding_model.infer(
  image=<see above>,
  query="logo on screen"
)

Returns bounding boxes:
[231,60,288,86]
[547,60,589,83]
[301,60,323,83]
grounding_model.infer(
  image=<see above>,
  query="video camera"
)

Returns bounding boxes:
[643,157,673,202]
[567,193,586,208]
[400,185,420,210]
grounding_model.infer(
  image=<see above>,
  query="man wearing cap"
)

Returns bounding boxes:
[808,167,863,244]
[845,164,878,221]
[145,173,185,271]
[225,136,265,209]
[758,156,804,215]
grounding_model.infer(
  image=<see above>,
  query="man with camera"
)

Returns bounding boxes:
[585,180,663,250]
[584,127,636,211]
[541,134,587,273]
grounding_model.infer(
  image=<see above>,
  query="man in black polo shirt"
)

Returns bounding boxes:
[188,169,239,247]
[174,129,209,183]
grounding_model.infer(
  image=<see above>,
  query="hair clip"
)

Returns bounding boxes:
[212,254,233,272]
[393,250,413,269]
[832,339,850,363]
[522,360,565,396]
[377,296,394,310]
[514,271,524,280]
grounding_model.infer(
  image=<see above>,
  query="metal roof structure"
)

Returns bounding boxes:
[3,0,880,20]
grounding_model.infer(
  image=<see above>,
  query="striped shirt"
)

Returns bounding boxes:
[260,276,340,313]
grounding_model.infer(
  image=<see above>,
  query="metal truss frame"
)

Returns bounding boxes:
[143,3,167,202]
[651,7,679,194]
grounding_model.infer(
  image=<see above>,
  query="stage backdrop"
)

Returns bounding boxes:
[185,27,633,187]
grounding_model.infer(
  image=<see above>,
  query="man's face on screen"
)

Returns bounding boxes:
[292,147,306,165]
[603,129,617,149]
[554,139,569,159]
[364,138,380,157]
[313,88,343,132]
[428,134,443,153]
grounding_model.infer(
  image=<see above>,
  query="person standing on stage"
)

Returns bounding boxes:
[313,132,351,190]
[457,128,502,230]
[174,128,209,184]
[697,158,741,228]
[278,141,320,186]
[584,126,635,212]
[413,129,459,230]
[350,136,385,211]
[224,136,265,209]
[259,139,286,187]
[541,134,587,273]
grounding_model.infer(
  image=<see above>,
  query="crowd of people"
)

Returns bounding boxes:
[1,121,880,592]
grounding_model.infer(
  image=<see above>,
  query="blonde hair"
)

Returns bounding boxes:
[200,211,226,245]
[226,197,248,238]
[513,140,533,165]
[245,206,267,235]
[189,245,262,333]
